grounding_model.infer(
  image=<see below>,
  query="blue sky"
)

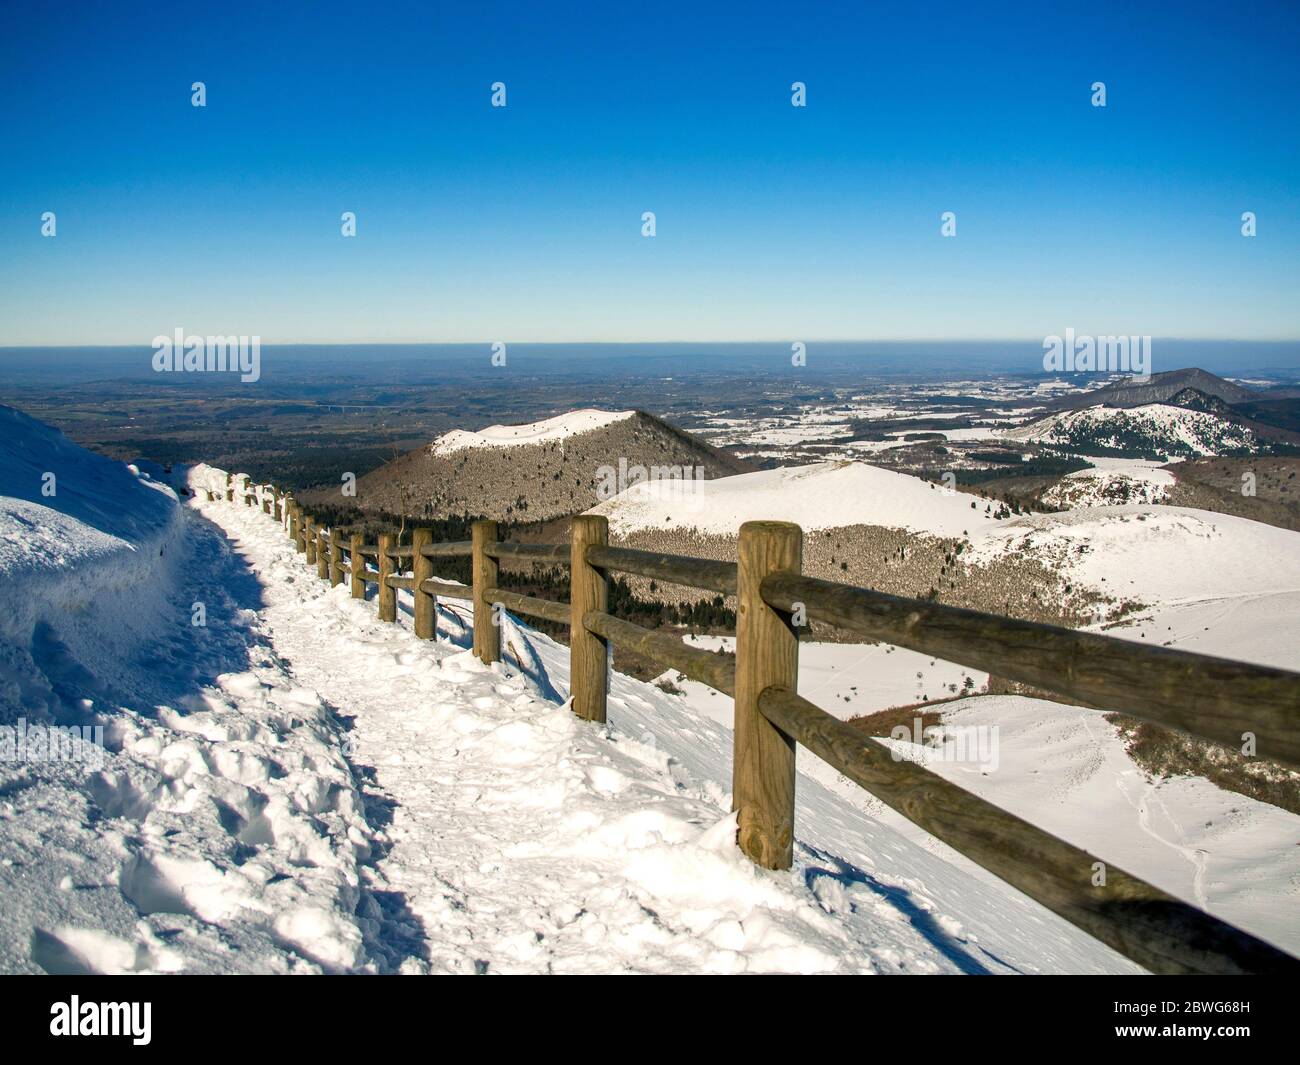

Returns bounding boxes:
[1,0,1297,345]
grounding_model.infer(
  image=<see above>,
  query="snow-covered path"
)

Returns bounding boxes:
[4,411,1290,975]
[192,489,1139,974]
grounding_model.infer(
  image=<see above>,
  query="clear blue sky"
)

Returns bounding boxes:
[1,0,1297,346]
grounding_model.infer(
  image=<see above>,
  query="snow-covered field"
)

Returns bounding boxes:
[3,408,1296,974]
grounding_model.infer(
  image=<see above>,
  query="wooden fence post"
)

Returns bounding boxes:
[471,520,499,665]
[294,505,306,553]
[350,533,365,599]
[569,515,610,722]
[317,527,330,579]
[733,521,802,871]
[377,532,396,622]
[273,491,282,523]
[412,528,435,639]
[225,472,234,502]
[329,530,343,587]
[305,515,317,564]
[262,493,271,514]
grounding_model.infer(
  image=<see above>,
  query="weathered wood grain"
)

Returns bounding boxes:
[487,587,571,626]
[377,532,396,622]
[570,516,610,722]
[585,544,737,596]
[583,611,736,696]
[472,520,500,665]
[733,521,799,871]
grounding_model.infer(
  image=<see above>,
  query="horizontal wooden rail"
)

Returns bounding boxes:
[760,573,1300,771]
[756,685,1298,975]
[484,541,570,563]
[421,540,472,558]
[421,578,472,600]
[386,574,415,590]
[584,611,736,696]
[486,587,571,626]
[585,544,737,596]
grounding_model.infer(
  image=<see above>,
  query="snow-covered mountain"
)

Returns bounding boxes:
[346,408,751,522]
[1007,403,1259,458]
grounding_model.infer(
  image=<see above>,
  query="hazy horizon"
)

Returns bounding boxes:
[4,339,1300,385]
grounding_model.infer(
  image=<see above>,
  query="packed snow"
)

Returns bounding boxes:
[430,409,635,456]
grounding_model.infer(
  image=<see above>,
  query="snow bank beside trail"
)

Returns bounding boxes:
[590,460,1003,537]
[0,405,185,726]
[0,420,379,973]
[431,409,635,456]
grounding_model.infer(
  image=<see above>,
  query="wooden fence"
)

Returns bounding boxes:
[212,476,1300,975]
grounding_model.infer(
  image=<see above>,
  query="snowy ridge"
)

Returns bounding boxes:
[589,460,1003,536]
[969,504,1300,670]
[430,409,636,456]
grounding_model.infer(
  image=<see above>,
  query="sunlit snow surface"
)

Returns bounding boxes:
[1,410,1295,974]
